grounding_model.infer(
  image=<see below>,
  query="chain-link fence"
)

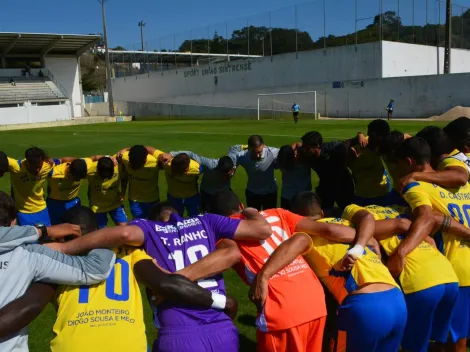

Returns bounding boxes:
[111,0,470,77]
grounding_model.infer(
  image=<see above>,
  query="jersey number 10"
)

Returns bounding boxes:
[78,258,130,303]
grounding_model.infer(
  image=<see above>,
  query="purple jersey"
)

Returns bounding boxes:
[130,213,241,328]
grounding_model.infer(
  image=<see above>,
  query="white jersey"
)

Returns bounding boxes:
[450,152,470,176]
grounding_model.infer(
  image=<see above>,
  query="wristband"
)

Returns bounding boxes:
[211,293,226,310]
[347,244,365,258]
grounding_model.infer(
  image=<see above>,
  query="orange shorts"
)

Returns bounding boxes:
[257,316,326,352]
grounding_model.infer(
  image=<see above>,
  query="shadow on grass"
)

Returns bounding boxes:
[237,314,256,327]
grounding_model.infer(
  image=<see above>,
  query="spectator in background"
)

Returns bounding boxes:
[22,65,31,77]
[9,78,15,86]
[291,102,300,124]
[38,70,44,80]
[386,99,395,120]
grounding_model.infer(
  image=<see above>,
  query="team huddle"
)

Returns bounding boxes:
[0,117,470,352]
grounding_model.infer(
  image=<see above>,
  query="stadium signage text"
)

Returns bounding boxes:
[184,62,252,78]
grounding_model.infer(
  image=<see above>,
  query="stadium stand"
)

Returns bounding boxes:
[0,76,66,104]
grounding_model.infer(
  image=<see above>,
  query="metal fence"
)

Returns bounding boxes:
[112,0,470,76]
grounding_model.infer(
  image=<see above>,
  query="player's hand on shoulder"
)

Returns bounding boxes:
[341,254,357,271]
[398,173,417,193]
[224,295,238,321]
[48,223,82,240]
[159,153,173,165]
[357,133,368,148]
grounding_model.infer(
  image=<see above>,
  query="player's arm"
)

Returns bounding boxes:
[232,208,272,240]
[373,218,412,240]
[45,225,145,255]
[294,218,357,243]
[56,157,76,163]
[0,283,56,338]
[249,233,312,310]
[176,239,241,281]
[433,213,470,239]
[400,167,468,191]
[134,260,226,310]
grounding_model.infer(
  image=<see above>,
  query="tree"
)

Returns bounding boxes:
[80,53,106,93]
[111,46,126,51]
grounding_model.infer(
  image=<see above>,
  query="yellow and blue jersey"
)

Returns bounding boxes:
[343,204,458,294]
[8,157,53,213]
[164,159,202,199]
[87,160,122,213]
[403,181,470,287]
[121,150,163,203]
[51,247,151,352]
[301,217,399,304]
[48,158,93,201]
[348,140,391,198]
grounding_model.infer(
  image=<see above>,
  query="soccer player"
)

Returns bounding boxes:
[251,191,406,352]
[203,189,370,352]
[399,126,469,190]
[229,135,279,210]
[46,156,95,225]
[395,137,470,351]
[0,206,233,352]
[164,153,202,216]
[87,156,128,228]
[0,147,55,225]
[386,99,395,120]
[291,102,300,123]
[276,145,312,210]
[295,131,355,210]
[343,204,459,352]
[348,119,392,206]
[39,203,272,352]
[0,192,115,352]
[167,151,235,212]
[119,145,164,219]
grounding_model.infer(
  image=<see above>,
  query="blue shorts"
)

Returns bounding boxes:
[154,321,238,352]
[96,206,128,229]
[17,208,51,226]
[449,286,470,342]
[402,283,459,351]
[129,200,158,220]
[334,288,407,352]
[167,193,200,217]
[47,197,81,225]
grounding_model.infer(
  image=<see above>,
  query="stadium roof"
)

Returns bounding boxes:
[105,49,262,64]
[0,32,102,57]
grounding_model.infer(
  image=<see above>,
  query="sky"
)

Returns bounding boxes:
[2,0,470,48]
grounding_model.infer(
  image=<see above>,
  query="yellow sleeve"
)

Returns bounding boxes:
[49,164,66,179]
[130,248,153,267]
[83,158,94,169]
[7,157,20,172]
[241,145,249,151]
[438,157,469,174]
[342,204,366,222]
[152,150,164,159]
[402,183,433,211]
[186,160,202,176]
[291,232,314,255]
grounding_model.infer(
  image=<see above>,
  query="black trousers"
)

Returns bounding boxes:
[245,189,277,210]
[280,197,292,210]
[316,167,355,210]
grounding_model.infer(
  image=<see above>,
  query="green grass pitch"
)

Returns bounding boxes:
[0,119,445,351]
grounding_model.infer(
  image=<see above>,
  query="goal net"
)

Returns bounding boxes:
[257,91,317,121]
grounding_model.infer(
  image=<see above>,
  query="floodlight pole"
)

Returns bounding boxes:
[138,21,146,52]
[99,0,114,117]
[444,0,452,73]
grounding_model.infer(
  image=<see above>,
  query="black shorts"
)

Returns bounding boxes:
[293,112,299,117]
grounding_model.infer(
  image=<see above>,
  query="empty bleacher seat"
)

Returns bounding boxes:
[0,76,67,104]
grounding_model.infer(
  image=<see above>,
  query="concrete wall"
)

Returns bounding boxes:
[0,102,71,125]
[382,42,470,77]
[45,57,82,118]
[112,41,470,119]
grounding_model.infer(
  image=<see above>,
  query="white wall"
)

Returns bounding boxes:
[45,57,82,118]
[0,102,71,125]
[382,41,470,77]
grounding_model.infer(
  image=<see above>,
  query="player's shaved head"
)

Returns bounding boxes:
[129,145,148,170]
[209,190,242,216]
[171,153,190,176]
[25,147,47,175]
[69,159,88,181]
[290,191,323,218]
[0,151,8,177]
[277,145,296,170]
[0,191,17,226]
[395,137,431,166]
[148,201,177,222]
[62,206,98,235]
[444,117,470,153]
[416,126,454,167]
[301,131,323,149]
[97,157,115,179]
[248,135,264,148]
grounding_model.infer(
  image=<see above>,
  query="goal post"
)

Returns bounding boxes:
[257,91,317,121]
